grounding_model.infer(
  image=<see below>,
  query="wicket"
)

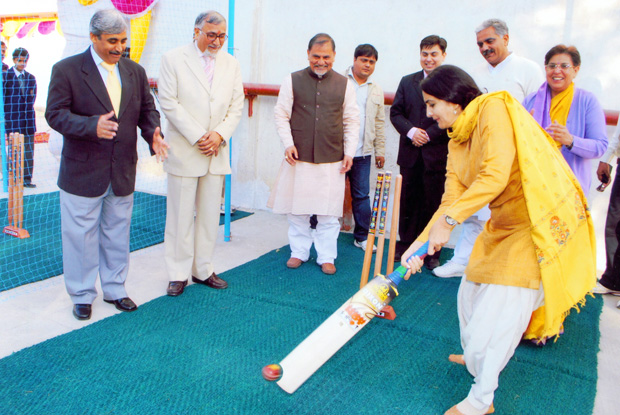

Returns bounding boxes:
[3,132,30,239]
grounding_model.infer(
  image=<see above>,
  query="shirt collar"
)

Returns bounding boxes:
[346,66,372,86]
[13,67,24,76]
[90,45,110,69]
[488,51,514,72]
[194,41,216,59]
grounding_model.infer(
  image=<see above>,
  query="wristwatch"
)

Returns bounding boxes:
[444,215,458,226]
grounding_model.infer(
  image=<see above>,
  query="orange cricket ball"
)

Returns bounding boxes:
[262,363,282,381]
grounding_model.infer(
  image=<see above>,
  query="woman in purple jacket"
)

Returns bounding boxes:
[523,44,607,195]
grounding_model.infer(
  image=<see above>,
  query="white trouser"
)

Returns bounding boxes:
[457,275,544,413]
[164,173,224,281]
[451,217,486,265]
[287,214,340,265]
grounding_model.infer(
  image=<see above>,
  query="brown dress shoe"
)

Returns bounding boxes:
[192,273,228,289]
[321,263,336,275]
[286,257,304,269]
[167,280,188,296]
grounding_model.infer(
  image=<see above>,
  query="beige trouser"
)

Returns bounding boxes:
[164,172,224,281]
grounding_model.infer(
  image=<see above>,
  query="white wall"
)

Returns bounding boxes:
[229,0,620,212]
[52,0,620,215]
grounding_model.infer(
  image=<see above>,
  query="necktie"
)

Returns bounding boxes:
[204,55,215,86]
[101,62,121,116]
[17,73,25,95]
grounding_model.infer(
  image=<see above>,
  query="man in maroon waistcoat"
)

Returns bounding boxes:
[268,33,360,275]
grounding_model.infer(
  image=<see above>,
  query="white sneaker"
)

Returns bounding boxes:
[354,239,376,253]
[220,204,237,215]
[617,299,620,309]
[432,261,466,278]
[591,281,620,296]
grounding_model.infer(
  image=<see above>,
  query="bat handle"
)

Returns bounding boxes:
[386,241,430,286]
[404,241,430,264]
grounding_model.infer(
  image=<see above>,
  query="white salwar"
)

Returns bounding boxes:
[287,214,340,264]
[455,274,545,415]
[269,71,359,264]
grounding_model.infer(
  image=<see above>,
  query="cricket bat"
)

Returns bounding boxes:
[272,241,430,394]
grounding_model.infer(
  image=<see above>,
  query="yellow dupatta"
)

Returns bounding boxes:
[548,83,575,148]
[449,91,596,341]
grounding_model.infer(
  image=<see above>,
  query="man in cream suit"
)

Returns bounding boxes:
[158,10,244,296]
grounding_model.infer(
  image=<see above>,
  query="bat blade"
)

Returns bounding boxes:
[277,273,397,393]
[275,242,429,393]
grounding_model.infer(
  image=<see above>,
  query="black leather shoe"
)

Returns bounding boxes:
[73,304,92,320]
[167,280,188,296]
[24,183,36,188]
[192,273,228,289]
[424,257,441,271]
[104,297,138,312]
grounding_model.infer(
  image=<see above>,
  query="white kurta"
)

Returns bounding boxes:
[470,52,544,103]
[268,72,360,216]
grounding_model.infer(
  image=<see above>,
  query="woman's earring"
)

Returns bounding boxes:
[453,109,458,114]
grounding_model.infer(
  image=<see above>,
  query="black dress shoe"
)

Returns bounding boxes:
[424,257,441,271]
[73,304,92,320]
[23,183,36,188]
[104,297,138,312]
[192,273,228,289]
[167,280,188,296]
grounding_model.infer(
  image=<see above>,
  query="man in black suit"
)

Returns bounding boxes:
[3,47,37,187]
[390,35,449,268]
[45,9,168,320]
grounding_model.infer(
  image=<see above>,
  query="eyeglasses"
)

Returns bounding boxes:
[198,29,227,42]
[545,63,574,70]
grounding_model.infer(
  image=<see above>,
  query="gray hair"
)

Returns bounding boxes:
[308,33,336,52]
[195,11,226,28]
[89,9,128,36]
[475,18,509,36]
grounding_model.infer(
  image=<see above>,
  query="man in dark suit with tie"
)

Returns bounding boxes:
[3,47,37,187]
[390,35,449,268]
[45,9,168,320]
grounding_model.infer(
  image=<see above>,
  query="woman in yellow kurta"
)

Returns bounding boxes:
[401,65,596,415]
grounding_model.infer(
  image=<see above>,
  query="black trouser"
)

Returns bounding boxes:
[396,161,444,261]
[23,134,35,184]
[600,162,620,290]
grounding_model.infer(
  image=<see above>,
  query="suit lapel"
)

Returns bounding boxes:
[211,51,225,95]
[184,43,212,94]
[81,50,114,114]
[117,58,133,119]
[412,71,424,101]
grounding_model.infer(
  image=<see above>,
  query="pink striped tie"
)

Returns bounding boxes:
[204,55,214,86]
